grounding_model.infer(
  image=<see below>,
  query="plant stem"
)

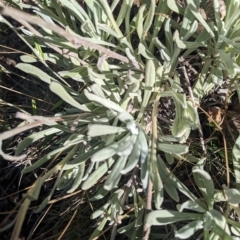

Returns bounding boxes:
[143,92,161,239]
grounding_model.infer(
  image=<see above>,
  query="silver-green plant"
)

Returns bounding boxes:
[1,0,240,239]
[166,0,240,101]
[145,158,240,240]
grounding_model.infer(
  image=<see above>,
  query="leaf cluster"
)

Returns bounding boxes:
[1,0,240,239]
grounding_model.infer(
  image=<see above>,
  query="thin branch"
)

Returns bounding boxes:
[15,112,56,124]
[143,93,161,240]
[57,208,78,240]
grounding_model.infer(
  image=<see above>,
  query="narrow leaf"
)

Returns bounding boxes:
[88,124,126,137]
[193,168,215,208]
[177,200,206,213]
[104,155,128,190]
[145,210,202,228]
[139,130,149,189]
[81,158,115,190]
[16,63,52,84]
[175,219,204,239]
[67,163,85,193]
[121,133,141,174]
[50,82,89,111]
[16,128,61,155]
[158,143,189,154]
[85,90,124,113]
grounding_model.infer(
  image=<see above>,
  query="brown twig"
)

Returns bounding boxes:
[57,207,78,240]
